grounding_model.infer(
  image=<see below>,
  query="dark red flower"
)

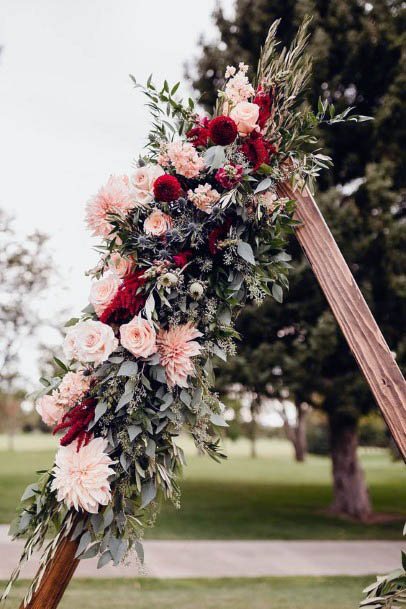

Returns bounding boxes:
[208,217,233,255]
[240,131,272,170]
[173,250,193,267]
[208,116,238,146]
[215,164,244,189]
[253,87,274,128]
[100,271,146,324]
[187,126,209,147]
[53,397,96,451]
[153,174,182,202]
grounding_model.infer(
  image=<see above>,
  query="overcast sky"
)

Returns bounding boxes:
[0,0,236,382]
[0,0,234,308]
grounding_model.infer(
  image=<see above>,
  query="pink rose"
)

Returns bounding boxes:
[64,320,118,365]
[89,272,120,317]
[230,101,259,136]
[144,210,173,237]
[130,164,164,207]
[108,252,133,278]
[36,394,64,426]
[120,315,157,358]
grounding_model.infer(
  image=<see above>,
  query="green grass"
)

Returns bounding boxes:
[0,435,404,539]
[3,577,371,609]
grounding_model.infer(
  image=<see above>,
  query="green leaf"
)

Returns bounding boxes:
[117,360,138,377]
[140,480,156,508]
[272,283,283,303]
[237,241,256,265]
[75,531,91,558]
[97,551,112,569]
[254,177,273,194]
[20,483,39,502]
[128,425,142,441]
[210,413,229,427]
[93,401,107,424]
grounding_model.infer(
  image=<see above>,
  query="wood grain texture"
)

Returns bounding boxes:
[20,531,79,609]
[277,182,406,457]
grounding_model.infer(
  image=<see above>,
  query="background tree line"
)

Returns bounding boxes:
[190,0,405,520]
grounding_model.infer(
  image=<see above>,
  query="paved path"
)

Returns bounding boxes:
[0,527,402,579]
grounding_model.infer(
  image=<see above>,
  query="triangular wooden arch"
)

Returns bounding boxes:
[19,184,406,609]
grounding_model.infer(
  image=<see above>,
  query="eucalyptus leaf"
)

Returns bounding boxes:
[140,480,156,508]
[117,360,139,377]
[237,241,256,265]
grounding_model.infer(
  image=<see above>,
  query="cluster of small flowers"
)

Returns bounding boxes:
[224,63,255,104]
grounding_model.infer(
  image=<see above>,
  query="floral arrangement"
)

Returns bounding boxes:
[2,19,370,605]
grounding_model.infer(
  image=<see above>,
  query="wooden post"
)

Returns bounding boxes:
[20,183,406,609]
[277,182,406,457]
[19,531,79,609]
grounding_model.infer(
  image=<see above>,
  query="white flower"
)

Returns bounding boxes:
[51,437,115,513]
[63,320,118,366]
[130,164,164,207]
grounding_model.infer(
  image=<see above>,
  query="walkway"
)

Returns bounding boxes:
[0,527,402,579]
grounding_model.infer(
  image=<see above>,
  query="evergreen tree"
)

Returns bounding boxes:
[191,0,405,519]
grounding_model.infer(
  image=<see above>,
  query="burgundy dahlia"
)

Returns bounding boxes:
[153,174,182,202]
[240,131,272,170]
[187,126,209,148]
[208,116,238,146]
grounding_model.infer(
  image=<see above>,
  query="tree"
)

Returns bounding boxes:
[191,0,405,519]
[0,210,53,448]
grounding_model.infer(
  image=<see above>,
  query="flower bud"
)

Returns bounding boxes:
[189,281,204,300]
[160,272,178,287]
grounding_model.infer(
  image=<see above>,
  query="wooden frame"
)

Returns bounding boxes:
[19,185,406,608]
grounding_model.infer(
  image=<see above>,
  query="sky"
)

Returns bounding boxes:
[0,0,234,314]
[0,0,235,382]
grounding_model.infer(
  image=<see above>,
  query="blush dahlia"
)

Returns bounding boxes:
[208,116,238,146]
[153,174,182,202]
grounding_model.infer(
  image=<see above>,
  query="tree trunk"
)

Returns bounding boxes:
[294,403,307,462]
[249,398,258,459]
[249,417,257,458]
[281,402,308,462]
[329,417,372,521]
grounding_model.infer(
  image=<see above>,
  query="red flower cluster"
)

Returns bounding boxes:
[253,87,274,128]
[208,116,238,146]
[53,397,96,451]
[173,250,193,267]
[240,131,276,170]
[154,174,182,202]
[100,271,146,324]
[186,117,210,148]
[215,164,244,189]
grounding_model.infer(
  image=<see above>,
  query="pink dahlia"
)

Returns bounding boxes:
[85,175,133,238]
[157,322,203,388]
[51,437,115,513]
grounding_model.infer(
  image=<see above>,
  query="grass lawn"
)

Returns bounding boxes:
[0,434,404,539]
[3,576,371,609]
